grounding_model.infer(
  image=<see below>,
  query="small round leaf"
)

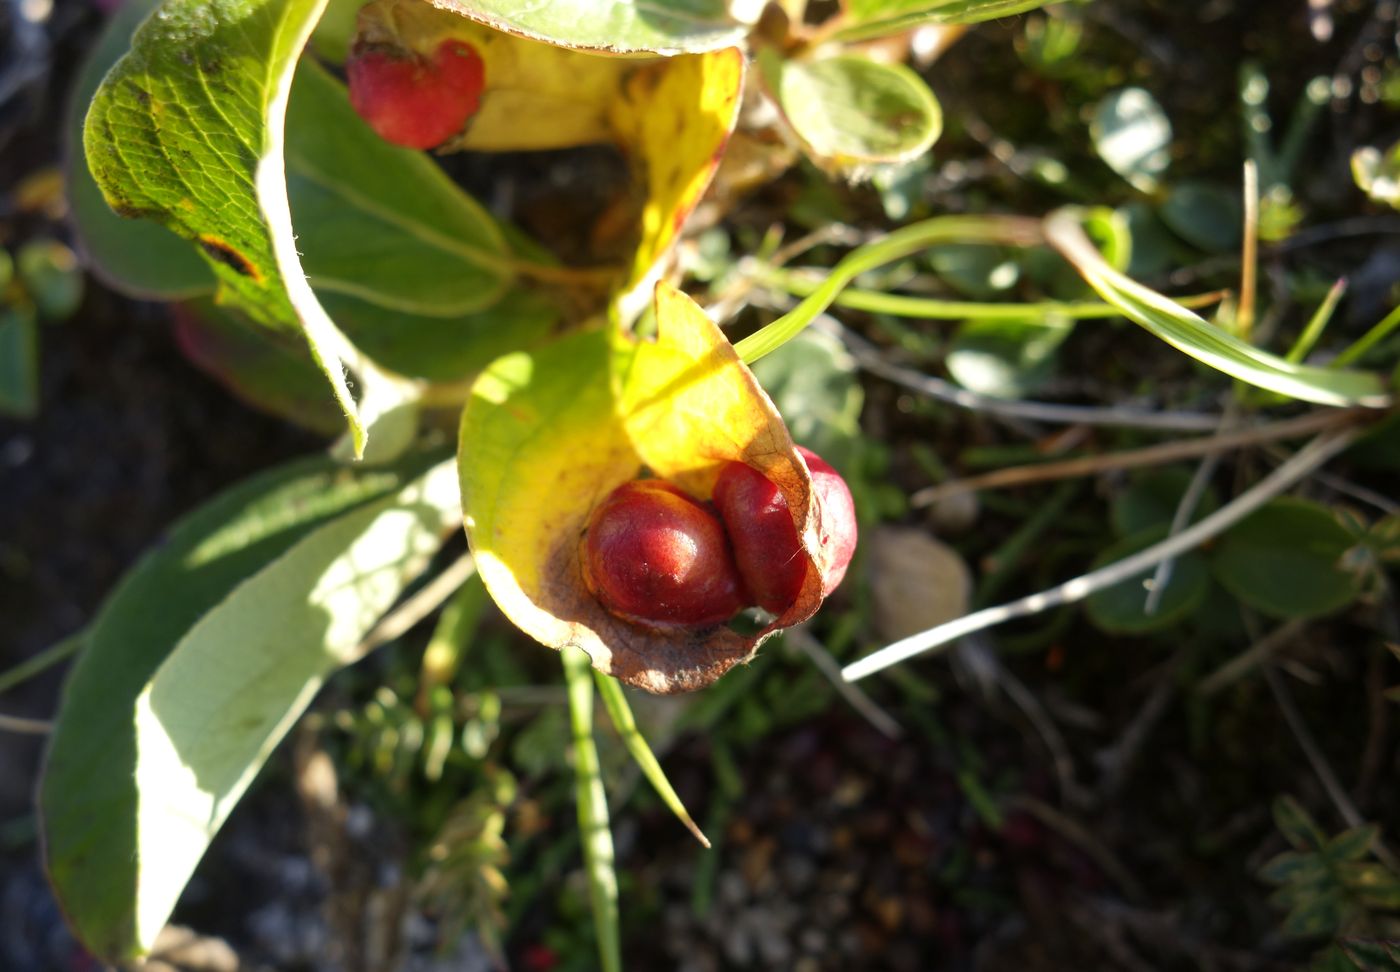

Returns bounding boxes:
[1086,525,1211,634]
[1211,498,1362,620]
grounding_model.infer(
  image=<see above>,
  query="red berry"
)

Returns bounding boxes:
[713,446,858,613]
[346,39,484,150]
[583,480,747,627]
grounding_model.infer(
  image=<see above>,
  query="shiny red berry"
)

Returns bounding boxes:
[713,446,858,613]
[583,480,748,627]
[346,39,484,150]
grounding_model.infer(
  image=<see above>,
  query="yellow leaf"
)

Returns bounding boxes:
[459,284,827,694]
[356,0,627,151]
[354,1,744,297]
[606,48,745,290]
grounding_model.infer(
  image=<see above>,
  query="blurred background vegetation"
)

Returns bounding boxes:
[3,0,1400,969]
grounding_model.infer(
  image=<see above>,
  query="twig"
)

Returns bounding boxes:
[968,642,1087,808]
[1264,664,1400,871]
[1197,620,1306,696]
[910,407,1364,507]
[0,713,52,734]
[1143,409,1237,616]
[843,428,1362,682]
[1095,650,1188,798]
[1009,796,1147,902]
[784,626,903,739]
[825,317,1225,433]
[1304,467,1400,514]
[353,554,476,661]
[1161,216,1400,288]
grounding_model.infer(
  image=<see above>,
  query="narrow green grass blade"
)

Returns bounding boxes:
[1285,278,1347,363]
[594,671,710,848]
[760,267,1227,321]
[1333,303,1400,369]
[562,646,621,972]
[734,215,1042,364]
[0,632,83,696]
[1046,209,1390,408]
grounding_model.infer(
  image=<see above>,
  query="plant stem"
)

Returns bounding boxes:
[734,215,1042,364]
[843,428,1363,682]
[762,267,1227,321]
[0,632,82,696]
[563,646,621,972]
[1237,159,1260,339]
[1332,303,1400,368]
[909,407,1367,506]
[828,317,1225,431]
[353,554,476,663]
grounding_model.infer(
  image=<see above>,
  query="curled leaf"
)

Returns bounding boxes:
[354,0,744,297]
[459,284,831,694]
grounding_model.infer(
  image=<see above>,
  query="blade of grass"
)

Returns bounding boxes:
[1285,278,1347,363]
[0,632,83,696]
[734,215,1043,364]
[415,572,489,713]
[1237,160,1260,339]
[593,670,710,848]
[1046,208,1390,407]
[562,646,620,972]
[1332,303,1400,368]
[760,266,1227,321]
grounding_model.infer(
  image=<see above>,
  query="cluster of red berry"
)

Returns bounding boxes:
[582,447,857,628]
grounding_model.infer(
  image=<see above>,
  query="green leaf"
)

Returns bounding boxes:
[1339,939,1400,972]
[1045,208,1391,407]
[66,0,215,300]
[594,672,710,848]
[286,60,516,320]
[1159,182,1243,253]
[320,287,557,384]
[172,301,346,436]
[1212,498,1363,621]
[128,459,457,950]
[1340,862,1400,910]
[0,304,39,418]
[1085,525,1211,634]
[1111,468,1220,538]
[16,241,84,320]
[1365,514,1400,564]
[1325,824,1379,863]
[563,646,621,972]
[834,0,1052,41]
[945,316,1073,399]
[1282,888,1344,938]
[929,243,1021,298]
[1274,795,1326,852]
[1092,87,1173,193]
[84,0,366,453]
[428,0,748,53]
[1352,141,1400,209]
[40,452,443,959]
[1260,850,1327,886]
[759,51,942,171]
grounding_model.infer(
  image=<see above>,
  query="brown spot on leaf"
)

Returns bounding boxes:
[197,235,262,282]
